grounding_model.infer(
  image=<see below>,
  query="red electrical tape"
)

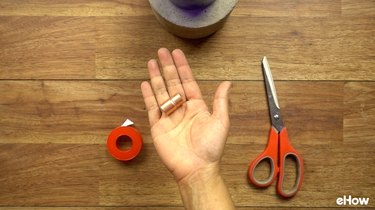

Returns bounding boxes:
[107,126,142,161]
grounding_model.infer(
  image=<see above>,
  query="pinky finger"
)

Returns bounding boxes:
[141,81,161,127]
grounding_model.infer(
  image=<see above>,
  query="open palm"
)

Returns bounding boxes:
[141,48,231,181]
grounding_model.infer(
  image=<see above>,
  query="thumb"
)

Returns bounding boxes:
[212,81,232,128]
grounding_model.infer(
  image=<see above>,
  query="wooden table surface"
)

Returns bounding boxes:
[0,0,374,209]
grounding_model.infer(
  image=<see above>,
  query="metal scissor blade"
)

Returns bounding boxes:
[262,56,280,109]
[262,56,284,132]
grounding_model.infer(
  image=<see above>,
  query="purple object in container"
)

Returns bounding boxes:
[170,0,216,9]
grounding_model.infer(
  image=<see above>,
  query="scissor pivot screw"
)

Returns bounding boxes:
[273,114,279,120]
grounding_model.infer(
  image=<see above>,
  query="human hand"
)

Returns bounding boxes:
[141,48,231,182]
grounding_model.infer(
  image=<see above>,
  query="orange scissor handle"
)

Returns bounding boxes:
[248,128,279,187]
[277,128,304,198]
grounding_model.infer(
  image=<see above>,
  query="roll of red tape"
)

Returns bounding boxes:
[107,126,143,161]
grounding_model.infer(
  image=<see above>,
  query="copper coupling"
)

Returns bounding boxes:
[160,94,184,115]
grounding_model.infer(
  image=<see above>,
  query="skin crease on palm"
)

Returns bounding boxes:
[141,48,232,182]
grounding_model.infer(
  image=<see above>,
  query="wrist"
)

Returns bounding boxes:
[177,163,235,210]
[177,163,221,189]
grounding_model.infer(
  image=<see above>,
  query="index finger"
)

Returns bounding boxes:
[171,49,203,100]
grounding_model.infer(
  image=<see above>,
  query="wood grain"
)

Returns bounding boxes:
[233,0,342,17]
[342,0,375,16]
[0,144,100,206]
[0,0,344,17]
[0,81,341,144]
[0,1,153,17]
[96,15,375,80]
[1,81,372,207]
[1,142,373,207]
[344,82,375,144]
[0,17,96,79]
[0,3,373,80]
[0,0,374,209]
[0,206,371,210]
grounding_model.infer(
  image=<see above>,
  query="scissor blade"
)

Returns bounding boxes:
[262,56,280,109]
[262,56,284,132]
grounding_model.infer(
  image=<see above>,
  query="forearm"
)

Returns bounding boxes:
[178,164,236,210]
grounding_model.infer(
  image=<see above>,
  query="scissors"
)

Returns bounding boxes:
[248,56,304,198]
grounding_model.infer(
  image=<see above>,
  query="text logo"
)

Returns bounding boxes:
[336,195,369,206]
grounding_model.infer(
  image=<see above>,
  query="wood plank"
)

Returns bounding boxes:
[95,16,375,80]
[0,17,96,79]
[0,0,152,17]
[1,82,373,207]
[0,208,364,210]
[342,0,375,16]
[0,81,350,207]
[0,208,186,210]
[233,0,341,17]
[0,13,373,80]
[0,81,342,145]
[0,81,147,144]
[0,144,100,206]
[0,0,341,17]
[1,141,373,207]
[344,82,375,144]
